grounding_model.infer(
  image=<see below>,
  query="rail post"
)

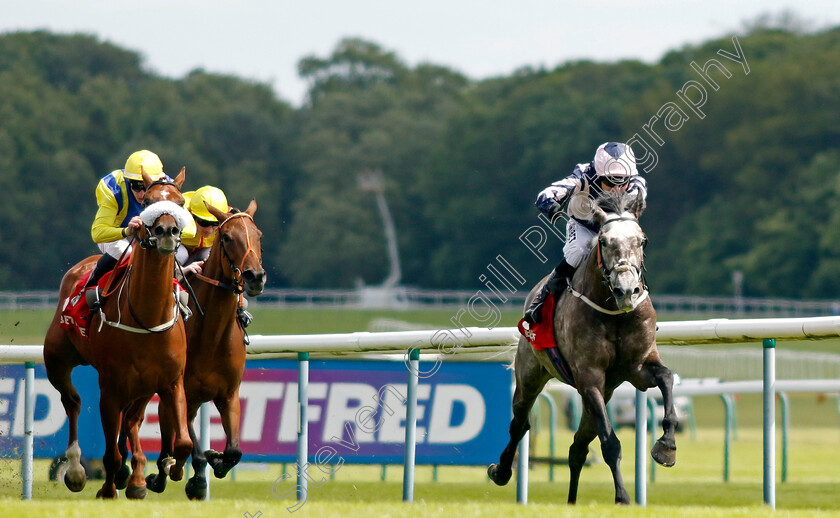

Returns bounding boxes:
[297,352,309,504]
[22,361,34,501]
[634,389,647,505]
[200,401,211,500]
[779,391,789,483]
[516,430,529,504]
[721,394,735,482]
[402,347,419,502]
[763,338,776,509]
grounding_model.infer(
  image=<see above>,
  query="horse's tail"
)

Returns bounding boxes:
[500,340,520,371]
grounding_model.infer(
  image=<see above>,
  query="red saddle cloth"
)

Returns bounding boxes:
[517,294,576,387]
[517,293,558,351]
[59,259,129,339]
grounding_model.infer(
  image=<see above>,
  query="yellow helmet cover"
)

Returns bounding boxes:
[188,186,229,222]
[124,150,165,181]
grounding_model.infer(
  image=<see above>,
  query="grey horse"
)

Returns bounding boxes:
[488,191,677,504]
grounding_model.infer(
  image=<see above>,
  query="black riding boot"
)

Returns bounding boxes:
[523,260,576,324]
[84,254,118,289]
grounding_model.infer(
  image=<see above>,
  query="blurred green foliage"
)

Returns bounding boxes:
[1,28,839,297]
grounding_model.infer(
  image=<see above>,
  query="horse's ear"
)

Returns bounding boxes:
[172,167,186,189]
[245,199,257,217]
[205,202,230,223]
[632,195,646,219]
[141,166,153,188]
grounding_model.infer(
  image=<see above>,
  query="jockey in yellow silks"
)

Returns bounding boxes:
[176,185,229,277]
[174,185,253,328]
[85,150,172,288]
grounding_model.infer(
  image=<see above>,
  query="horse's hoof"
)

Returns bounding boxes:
[208,457,232,479]
[114,464,131,490]
[204,449,223,462]
[169,465,184,482]
[126,484,147,500]
[64,463,87,492]
[487,463,512,486]
[185,477,207,500]
[96,487,119,499]
[206,449,237,479]
[651,440,677,467]
[145,473,167,494]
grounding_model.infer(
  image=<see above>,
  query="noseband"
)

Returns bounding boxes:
[567,215,649,315]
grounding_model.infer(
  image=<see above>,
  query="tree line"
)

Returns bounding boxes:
[0,27,838,299]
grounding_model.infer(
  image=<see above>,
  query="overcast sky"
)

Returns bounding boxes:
[2,1,839,106]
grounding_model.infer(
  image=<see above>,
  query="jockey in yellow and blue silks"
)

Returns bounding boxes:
[523,142,648,324]
[85,150,173,288]
[176,185,229,278]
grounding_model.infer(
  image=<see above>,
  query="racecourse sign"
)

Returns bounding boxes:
[0,360,509,465]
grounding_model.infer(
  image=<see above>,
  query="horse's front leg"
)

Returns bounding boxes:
[647,361,677,467]
[579,382,630,505]
[146,396,174,493]
[119,398,150,499]
[567,407,597,504]
[184,404,207,500]
[96,395,122,499]
[158,380,193,482]
[205,394,243,479]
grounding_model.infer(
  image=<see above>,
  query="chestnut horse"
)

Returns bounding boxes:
[43,168,194,499]
[488,191,677,504]
[119,200,265,499]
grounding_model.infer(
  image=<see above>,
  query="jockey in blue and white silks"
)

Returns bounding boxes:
[524,142,648,324]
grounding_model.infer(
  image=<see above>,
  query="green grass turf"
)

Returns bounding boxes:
[2,427,840,516]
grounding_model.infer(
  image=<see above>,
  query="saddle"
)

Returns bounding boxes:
[518,293,576,387]
[59,260,129,339]
[59,260,189,339]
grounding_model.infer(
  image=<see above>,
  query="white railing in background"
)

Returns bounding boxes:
[3,289,840,316]
[3,315,840,508]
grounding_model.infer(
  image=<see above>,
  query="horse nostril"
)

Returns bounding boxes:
[633,286,641,295]
[243,270,265,284]
[612,287,624,299]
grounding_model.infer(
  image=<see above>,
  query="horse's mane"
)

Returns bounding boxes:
[596,190,644,218]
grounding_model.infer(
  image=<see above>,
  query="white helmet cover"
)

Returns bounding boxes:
[593,142,638,181]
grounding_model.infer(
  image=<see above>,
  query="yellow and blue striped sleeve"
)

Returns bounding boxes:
[90,176,127,243]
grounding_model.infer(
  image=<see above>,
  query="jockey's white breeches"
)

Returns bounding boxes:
[562,219,598,268]
[98,238,133,260]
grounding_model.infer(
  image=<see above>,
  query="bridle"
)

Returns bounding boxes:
[596,216,647,294]
[139,180,186,250]
[567,215,649,315]
[191,212,261,295]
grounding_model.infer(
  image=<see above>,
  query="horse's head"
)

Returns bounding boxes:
[141,166,186,208]
[206,199,266,297]
[592,192,648,311]
[136,167,191,255]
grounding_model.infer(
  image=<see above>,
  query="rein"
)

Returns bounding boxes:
[96,263,182,334]
[191,212,258,295]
